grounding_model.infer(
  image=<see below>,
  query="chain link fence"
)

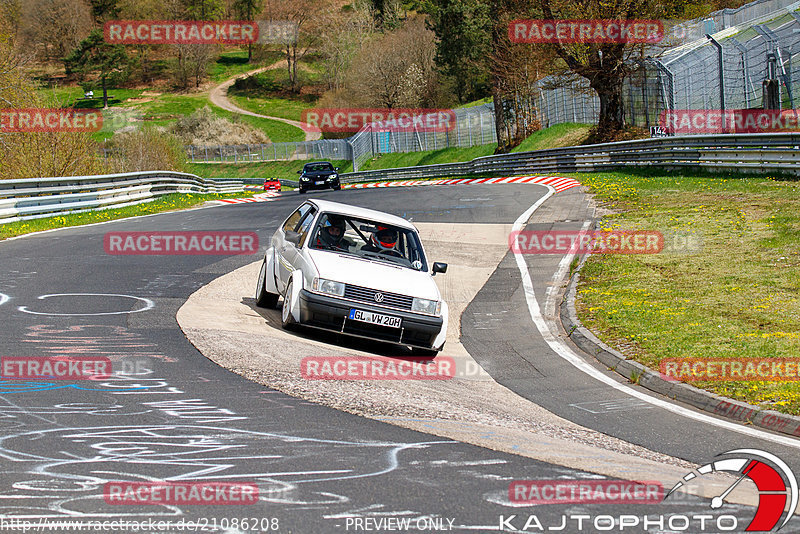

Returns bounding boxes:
[536,0,800,130]
[187,0,796,169]
[185,105,496,171]
[348,104,497,171]
[186,139,352,164]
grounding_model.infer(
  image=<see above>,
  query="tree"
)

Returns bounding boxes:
[89,0,119,21]
[344,17,441,109]
[269,0,336,93]
[64,29,128,108]
[182,0,225,19]
[319,2,375,92]
[424,0,491,104]
[19,0,93,60]
[534,0,675,138]
[232,0,262,62]
[488,0,545,151]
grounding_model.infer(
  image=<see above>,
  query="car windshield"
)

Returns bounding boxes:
[305,163,333,172]
[309,213,427,271]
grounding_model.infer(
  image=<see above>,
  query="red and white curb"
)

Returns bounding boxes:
[341,175,581,194]
[217,175,582,204]
[217,191,282,204]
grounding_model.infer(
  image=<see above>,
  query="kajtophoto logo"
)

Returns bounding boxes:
[104,20,259,44]
[661,358,800,382]
[300,108,456,133]
[0,108,102,132]
[509,19,664,43]
[665,449,798,532]
[104,231,259,255]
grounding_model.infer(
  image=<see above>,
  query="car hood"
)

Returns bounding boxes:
[307,249,440,300]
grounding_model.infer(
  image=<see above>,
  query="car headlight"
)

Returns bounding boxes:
[329,174,338,180]
[300,176,310,181]
[311,277,345,297]
[412,297,441,316]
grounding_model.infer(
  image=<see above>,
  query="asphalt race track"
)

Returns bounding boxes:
[0,183,796,533]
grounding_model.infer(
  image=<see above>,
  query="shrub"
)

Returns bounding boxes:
[171,106,270,146]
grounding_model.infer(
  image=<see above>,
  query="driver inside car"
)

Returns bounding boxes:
[361,226,403,257]
[315,215,348,251]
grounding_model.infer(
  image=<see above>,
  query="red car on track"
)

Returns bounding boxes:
[263,180,282,192]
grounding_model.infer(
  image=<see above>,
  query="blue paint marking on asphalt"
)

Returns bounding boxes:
[0,380,152,394]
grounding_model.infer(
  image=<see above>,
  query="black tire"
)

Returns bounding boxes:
[334,185,341,191]
[255,261,279,308]
[281,279,298,329]
[298,188,306,194]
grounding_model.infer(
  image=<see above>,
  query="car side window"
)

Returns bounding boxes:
[282,204,312,233]
[296,208,317,246]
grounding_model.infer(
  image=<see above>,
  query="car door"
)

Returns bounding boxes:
[274,203,315,292]
[282,208,318,284]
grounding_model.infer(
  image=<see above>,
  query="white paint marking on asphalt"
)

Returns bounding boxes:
[513,186,800,449]
[18,293,155,316]
[0,293,8,307]
[570,399,654,414]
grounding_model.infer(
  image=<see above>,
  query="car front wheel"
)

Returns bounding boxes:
[281,280,298,329]
[255,261,279,308]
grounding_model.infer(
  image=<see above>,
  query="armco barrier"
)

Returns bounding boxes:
[0,171,243,223]
[338,132,800,183]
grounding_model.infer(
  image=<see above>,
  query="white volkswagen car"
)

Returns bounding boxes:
[255,199,448,355]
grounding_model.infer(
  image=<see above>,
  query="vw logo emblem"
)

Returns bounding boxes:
[374,292,384,303]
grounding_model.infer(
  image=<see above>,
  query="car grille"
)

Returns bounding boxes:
[344,284,414,311]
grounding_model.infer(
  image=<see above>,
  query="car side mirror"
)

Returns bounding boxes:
[285,231,302,246]
[335,167,340,171]
[297,170,302,174]
[432,262,448,274]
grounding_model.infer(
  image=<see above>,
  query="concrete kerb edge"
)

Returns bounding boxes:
[559,268,800,438]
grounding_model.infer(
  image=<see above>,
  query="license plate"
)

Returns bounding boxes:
[349,309,402,329]
[315,181,325,185]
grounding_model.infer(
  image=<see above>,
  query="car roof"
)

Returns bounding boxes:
[307,199,415,230]
[304,161,333,167]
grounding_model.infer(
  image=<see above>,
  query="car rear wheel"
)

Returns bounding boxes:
[281,280,297,329]
[255,261,279,308]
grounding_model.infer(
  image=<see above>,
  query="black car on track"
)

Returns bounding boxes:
[298,161,341,194]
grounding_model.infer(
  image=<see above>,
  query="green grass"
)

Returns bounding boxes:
[228,95,309,122]
[187,160,352,182]
[575,170,800,414]
[511,123,592,152]
[0,192,249,241]
[209,49,283,83]
[359,145,498,170]
[457,97,493,108]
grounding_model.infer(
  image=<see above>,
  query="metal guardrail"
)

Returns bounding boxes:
[0,171,243,223]
[338,133,800,183]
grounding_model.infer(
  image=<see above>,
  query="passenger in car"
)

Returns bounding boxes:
[361,226,403,257]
